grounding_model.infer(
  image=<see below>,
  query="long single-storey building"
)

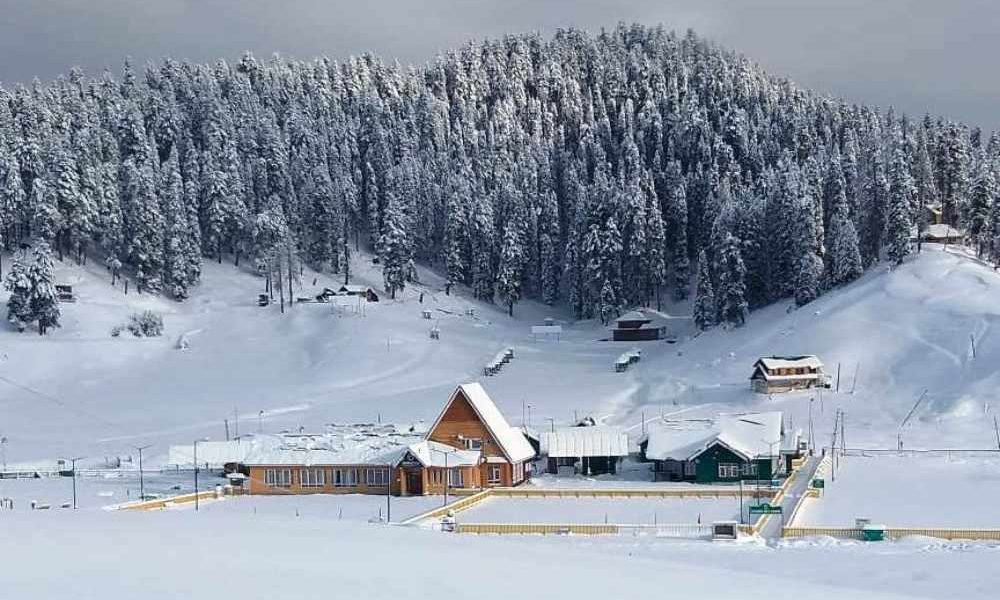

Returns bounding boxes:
[639,412,788,483]
[750,355,827,394]
[242,383,535,496]
[540,426,630,475]
[612,310,669,342]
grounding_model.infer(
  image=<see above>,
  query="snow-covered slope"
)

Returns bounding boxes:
[2,244,999,467]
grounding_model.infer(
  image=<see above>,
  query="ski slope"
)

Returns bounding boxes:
[1,245,999,469]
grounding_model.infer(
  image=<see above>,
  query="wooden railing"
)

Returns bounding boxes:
[400,489,493,524]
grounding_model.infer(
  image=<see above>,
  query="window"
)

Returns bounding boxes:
[265,468,292,487]
[741,462,758,477]
[365,468,388,487]
[513,462,525,484]
[463,438,483,450]
[300,468,326,488]
[334,468,358,487]
[683,461,696,476]
[718,463,740,479]
[448,468,464,488]
[488,465,502,484]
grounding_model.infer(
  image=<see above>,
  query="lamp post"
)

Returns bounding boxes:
[133,444,152,500]
[67,456,85,509]
[527,404,532,428]
[193,438,209,511]
[430,447,458,507]
[258,410,264,434]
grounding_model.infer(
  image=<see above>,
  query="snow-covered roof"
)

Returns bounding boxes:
[540,426,630,458]
[403,440,481,468]
[430,383,536,464]
[617,311,650,323]
[339,284,372,293]
[167,440,256,468]
[756,355,823,371]
[923,224,965,239]
[642,412,783,462]
[242,425,424,466]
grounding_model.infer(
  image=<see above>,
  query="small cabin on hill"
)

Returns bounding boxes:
[921,224,965,244]
[338,285,379,302]
[750,355,827,394]
[639,412,787,483]
[612,310,668,342]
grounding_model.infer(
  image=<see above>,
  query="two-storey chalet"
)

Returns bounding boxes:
[242,383,535,497]
[749,355,827,394]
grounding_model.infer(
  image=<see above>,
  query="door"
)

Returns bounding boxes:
[406,470,423,495]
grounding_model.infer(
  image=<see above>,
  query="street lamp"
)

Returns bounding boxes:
[66,456,85,509]
[133,444,152,501]
[430,447,458,507]
[193,438,209,511]
[546,418,555,433]
[258,410,265,434]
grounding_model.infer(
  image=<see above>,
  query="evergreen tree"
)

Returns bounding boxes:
[28,241,60,334]
[887,148,914,265]
[967,166,994,256]
[693,250,716,330]
[715,233,748,327]
[496,224,525,316]
[380,195,411,299]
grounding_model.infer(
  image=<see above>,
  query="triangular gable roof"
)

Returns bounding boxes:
[400,440,480,468]
[755,356,823,371]
[427,383,536,464]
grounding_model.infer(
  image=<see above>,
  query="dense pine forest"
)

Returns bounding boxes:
[2,24,998,333]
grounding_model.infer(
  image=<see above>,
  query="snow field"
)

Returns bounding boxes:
[796,452,1000,527]
[458,495,741,524]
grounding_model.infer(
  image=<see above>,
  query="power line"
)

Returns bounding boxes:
[0,374,118,428]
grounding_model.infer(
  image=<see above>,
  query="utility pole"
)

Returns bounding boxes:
[258,410,264,434]
[69,456,84,509]
[836,362,841,392]
[133,445,152,500]
[850,362,860,394]
[386,464,393,523]
[192,438,208,511]
[993,415,1000,451]
[970,333,977,359]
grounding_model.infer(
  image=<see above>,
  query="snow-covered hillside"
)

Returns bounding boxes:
[2,244,999,468]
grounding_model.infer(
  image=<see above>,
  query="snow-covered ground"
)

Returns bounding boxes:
[459,495,740,524]
[3,245,1000,598]
[796,452,1000,528]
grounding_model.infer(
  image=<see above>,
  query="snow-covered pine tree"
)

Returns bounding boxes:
[693,250,716,330]
[967,165,994,257]
[28,241,60,334]
[715,233,748,327]
[496,224,525,316]
[4,256,31,331]
[887,147,914,265]
[380,193,411,299]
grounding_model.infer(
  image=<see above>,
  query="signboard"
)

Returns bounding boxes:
[398,451,422,469]
[748,503,783,515]
[811,478,825,489]
[531,325,563,335]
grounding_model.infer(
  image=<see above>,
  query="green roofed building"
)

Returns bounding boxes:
[639,411,800,483]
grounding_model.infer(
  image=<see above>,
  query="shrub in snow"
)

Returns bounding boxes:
[128,311,164,337]
[111,311,164,338]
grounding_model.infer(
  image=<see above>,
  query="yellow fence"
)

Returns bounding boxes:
[117,489,225,511]
[456,523,620,535]
[782,527,1000,541]
[490,487,776,500]
[400,489,493,524]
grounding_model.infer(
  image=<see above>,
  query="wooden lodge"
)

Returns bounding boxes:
[242,383,535,496]
[612,310,669,342]
[749,355,828,394]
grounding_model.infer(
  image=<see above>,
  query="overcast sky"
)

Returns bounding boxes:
[0,0,995,128]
